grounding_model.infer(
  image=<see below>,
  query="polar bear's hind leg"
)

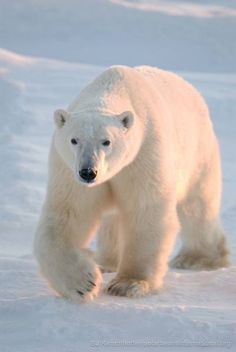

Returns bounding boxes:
[170,142,230,270]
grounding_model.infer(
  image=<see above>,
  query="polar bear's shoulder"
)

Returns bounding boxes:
[92,65,139,87]
[79,65,133,97]
[80,65,162,96]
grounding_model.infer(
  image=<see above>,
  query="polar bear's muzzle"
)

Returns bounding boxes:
[79,167,97,183]
[74,143,107,185]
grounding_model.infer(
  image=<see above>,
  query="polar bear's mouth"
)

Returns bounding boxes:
[79,178,96,185]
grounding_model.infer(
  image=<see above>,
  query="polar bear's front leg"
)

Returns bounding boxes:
[34,204,102,302]
[106,203,179,297]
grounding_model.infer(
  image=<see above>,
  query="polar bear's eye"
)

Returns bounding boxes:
[102,140,111,147]
[71,138,78,145]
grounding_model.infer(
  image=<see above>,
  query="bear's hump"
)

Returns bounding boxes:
[91,65,135,90]
[74,66,137,106]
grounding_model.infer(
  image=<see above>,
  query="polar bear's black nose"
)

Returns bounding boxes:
[79,168,97,182]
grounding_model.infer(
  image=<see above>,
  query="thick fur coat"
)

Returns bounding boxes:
[34,66,229,301]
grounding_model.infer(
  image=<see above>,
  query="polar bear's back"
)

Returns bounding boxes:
[134,65,215,152]
[135,65,210,123]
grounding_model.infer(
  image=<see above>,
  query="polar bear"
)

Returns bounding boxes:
[34,65,230,301]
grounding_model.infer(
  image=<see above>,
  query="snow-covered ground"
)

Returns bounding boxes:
[0,1,236,351]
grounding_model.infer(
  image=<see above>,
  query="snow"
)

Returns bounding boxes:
[110,0,236,18]
[0,0,236,351]
[1,0,236,72]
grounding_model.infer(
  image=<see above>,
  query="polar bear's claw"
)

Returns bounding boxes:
[106,277,150,298]
[77,290,84,296]
[47,251,102,302]
[88,280,96,287]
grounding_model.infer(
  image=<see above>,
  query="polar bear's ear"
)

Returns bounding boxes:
[54,109,70,128]
[117,111,134,130]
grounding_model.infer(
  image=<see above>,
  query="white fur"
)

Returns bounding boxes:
[34,65,230,301]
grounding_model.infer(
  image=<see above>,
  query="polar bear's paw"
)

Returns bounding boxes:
[48,249,102,302]
[106,277,150,298]
[169,249,230,270]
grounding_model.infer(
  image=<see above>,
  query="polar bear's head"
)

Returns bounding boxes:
[53,109,141,186]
